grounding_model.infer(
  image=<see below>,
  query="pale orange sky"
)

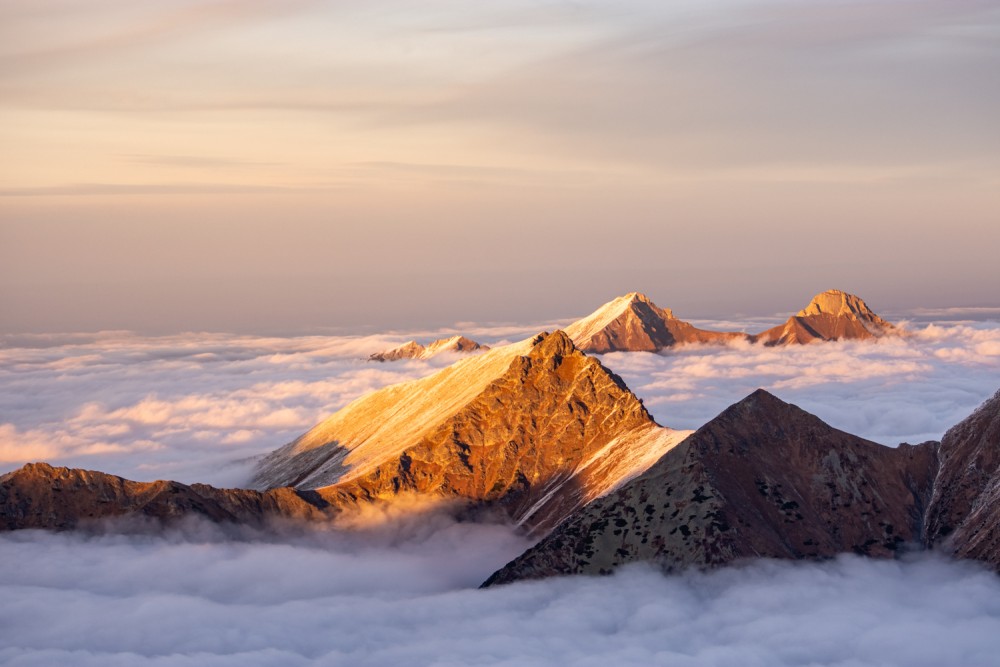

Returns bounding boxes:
[1,0,998,333]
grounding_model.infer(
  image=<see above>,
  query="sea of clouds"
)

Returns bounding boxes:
[2,317,999,483]
[1,523,999,667]
[2,316,1000,665]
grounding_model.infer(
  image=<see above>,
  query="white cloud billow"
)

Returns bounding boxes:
[2,320,998,483]
[1,319,999,665]
[0,525,998,667]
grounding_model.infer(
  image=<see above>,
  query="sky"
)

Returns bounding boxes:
[2,0,999,334]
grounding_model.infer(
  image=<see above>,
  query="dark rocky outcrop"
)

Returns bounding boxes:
[0,462,334,531]
[485,390,940,585]
[925,390,1000,568]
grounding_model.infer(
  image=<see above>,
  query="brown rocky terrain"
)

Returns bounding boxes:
[753,289,895,345]
[924,390,1000,568]
[485,390,940,585]
[369,335,488,361]
[564,292,747,353]
[0,332,689,536]
[0,462,335,531]
[255,331,689,534]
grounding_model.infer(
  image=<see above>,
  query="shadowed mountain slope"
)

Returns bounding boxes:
[925,390,1000,569]
[485,390,939,585]
[0,462,333,531]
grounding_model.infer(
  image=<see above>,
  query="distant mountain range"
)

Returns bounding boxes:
[3,289,995,585]
[369,335,489,361]
[368,289,897,360]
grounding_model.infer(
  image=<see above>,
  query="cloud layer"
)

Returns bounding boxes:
[2,319,999,484]
[2,320,999,665]
[1,525,999,666]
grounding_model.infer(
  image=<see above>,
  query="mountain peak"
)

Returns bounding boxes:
[369,335,489,362]
[754,290,895,345]
[527,330,577,357]
[797,290,878,319]
[565,293,744,353]
[252,331,686,532]
[485,389,940,585]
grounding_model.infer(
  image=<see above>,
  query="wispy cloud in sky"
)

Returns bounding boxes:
[1,0,998,332]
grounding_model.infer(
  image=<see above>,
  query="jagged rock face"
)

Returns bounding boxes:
[924,390,1000,567]
[369,336,489,362]
[485,390,939,585]
[754,290,895,345]
[0,463,332,531]
[255,331,688,534]
[565,292,746,353]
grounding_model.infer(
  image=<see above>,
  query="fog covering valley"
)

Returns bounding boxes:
[2,314,1000,665]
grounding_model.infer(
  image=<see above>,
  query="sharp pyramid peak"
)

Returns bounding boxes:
[585,292,673,320]
[528,329,579,357]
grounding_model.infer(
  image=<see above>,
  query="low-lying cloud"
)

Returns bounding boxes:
[2,320,1000,484]
[2,319,1000,665]
[1,525,998,667]
[601,322,1000,446]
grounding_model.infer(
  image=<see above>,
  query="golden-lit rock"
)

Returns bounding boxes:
[256,330,689,534]
[753,289,896,345]
[565,292,747,353]
[368,335,489,362]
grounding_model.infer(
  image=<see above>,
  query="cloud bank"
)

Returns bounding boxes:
[1,525,998,667]
[0,322,995,481]
[2,320,999,666]
[2,320,998,484]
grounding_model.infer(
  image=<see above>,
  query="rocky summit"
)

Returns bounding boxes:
[753,289,896,345]
[565,292,746,353]
[485,389,940,585]
[368,335,489,362]
[254,330,689,534]
[1,332,690,536]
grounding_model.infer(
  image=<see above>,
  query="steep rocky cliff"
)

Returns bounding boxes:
[924,390,1000,568]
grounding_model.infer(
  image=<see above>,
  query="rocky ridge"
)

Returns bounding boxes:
[369,335,488,362]
[257,330,690,533]
[565,289,897,352]
[924,389,1000,569]
[0,462,334,531]
[752,289,895,345]
[565,292,746,353]
[485,390,939,585]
